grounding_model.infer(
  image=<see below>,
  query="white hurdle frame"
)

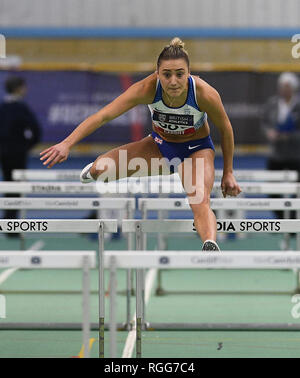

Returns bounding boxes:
[0,219,117,358]
[0,197,135,330]
[0,250,96,358]
[139,198,300,294]
[105,250,300,358]
[121,218,300,355]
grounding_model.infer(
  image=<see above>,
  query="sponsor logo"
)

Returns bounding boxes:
[191,256,232,265]
[158,113,167,122]
[0,256,9,264]
[159,256,170,264]
[4,200,32,207]
[254,257,300,264]
[31,256,41,265]
[44,200,79,207]
[31,185,61,193]
[188,144,202,150]
[1,221,49,232]
[217,221,281,232]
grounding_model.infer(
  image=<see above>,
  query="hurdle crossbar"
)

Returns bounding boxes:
[0,251,96,358]
[0,197,135,210]
[0,219,117,233]
[104,251,300,269]
[13,169,298,182]
[1,181,300,195]
[122,219,300,233]
[139,198,300,211]
[0,251,96,268]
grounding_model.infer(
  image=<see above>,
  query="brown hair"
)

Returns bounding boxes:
[157,37,189,69]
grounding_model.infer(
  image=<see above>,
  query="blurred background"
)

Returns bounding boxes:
[0,0,299,166]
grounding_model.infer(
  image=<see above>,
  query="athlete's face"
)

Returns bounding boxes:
[158,59,189,99]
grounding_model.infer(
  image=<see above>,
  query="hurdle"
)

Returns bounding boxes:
[120,219,300,333]
[0,197,135,323]
[0,197,134,246]
[138,198,300,294]
[0,250,96,358]
[0,197,134,248]
[105,250,300,358]
[12,169,298,183]
[0,219,117,358]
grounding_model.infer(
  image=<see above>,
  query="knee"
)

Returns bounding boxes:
[90,157,117,182]
[190,197,211,216]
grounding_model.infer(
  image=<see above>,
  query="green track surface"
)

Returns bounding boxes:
[1,233,300,358]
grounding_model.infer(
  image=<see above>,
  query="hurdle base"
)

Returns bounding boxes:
[145,323,300,331]
[155,287,167,296]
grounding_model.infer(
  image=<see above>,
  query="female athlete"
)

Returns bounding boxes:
[40,37,242,251]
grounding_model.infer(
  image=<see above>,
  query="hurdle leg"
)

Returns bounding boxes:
[82,255,91,358]
[136,268,143,358]
[156,269,164,296]
[109,256,117,358]
[98,222,105,358]
[135,222,146,329]
[282,196,291,251]
[156,210,167,296]
[20,194,26,250]
[126,203,134,330]
[296,190,300,292]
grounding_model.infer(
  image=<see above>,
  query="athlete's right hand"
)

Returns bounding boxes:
[40,141,70,168]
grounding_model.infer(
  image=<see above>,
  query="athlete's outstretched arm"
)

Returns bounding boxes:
[40,75,155,168]
[196,79,242,197]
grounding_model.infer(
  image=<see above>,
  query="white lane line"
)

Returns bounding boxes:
[0,240,45,285]
[122,268,157,358]
[0,268,16,285]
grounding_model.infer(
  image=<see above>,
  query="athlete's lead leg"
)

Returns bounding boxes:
[179,148,220,251]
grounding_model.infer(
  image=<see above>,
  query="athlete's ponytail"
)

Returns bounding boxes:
[157,37,189,69]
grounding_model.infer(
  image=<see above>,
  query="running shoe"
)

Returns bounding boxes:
[80,162,94,183]
[202,240,220,252]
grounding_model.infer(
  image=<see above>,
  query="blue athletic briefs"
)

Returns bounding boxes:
[151,130,215,173]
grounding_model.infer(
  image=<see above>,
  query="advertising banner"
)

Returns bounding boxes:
[0,70,287,145]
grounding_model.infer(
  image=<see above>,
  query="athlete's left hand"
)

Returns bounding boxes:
[221,172,242,198]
